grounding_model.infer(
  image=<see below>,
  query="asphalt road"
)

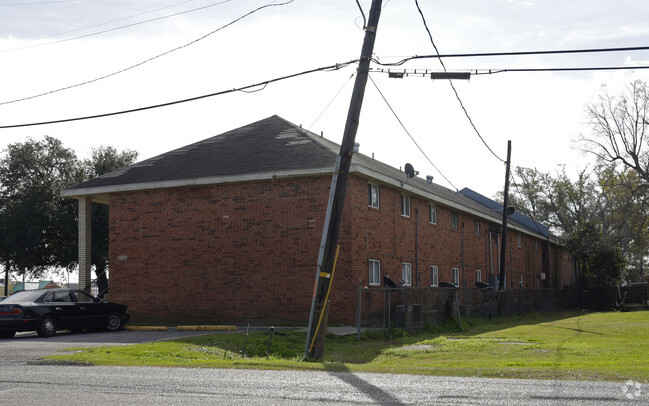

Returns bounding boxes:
[1,329,645,405]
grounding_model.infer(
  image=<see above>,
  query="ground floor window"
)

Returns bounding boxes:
[402,263,412,286]
[452,267,460,286]
[476,269,482,283]
[369,259,381,286]
[430,265,439,287]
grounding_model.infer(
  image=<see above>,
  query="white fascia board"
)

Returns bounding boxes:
[60,167,334,199]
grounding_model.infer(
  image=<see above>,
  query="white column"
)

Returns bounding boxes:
[78,197,92,292]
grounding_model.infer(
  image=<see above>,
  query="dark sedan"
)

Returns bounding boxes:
[0,288,129,338]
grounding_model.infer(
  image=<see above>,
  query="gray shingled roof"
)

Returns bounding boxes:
[62,115,551,240]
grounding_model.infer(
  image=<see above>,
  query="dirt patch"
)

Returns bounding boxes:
[400,344,436,351]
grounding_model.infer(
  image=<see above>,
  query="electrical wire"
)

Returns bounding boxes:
[368,73,458,191]
[414,0,505,164]
[309,71,355,130]
[0,59,358,129]
[0,0,233,53]
[371,45,649,67]
[3,0,206,50]
[0,0,293,106]
[371,65,649,76]
[0,0,75,4]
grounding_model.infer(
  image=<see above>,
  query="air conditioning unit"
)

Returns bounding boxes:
[540,273,546,280]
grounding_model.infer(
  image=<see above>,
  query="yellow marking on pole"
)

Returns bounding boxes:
[319,272,331,278]
[308,244,340,353]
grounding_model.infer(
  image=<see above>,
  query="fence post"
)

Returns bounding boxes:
[356,283,362,341]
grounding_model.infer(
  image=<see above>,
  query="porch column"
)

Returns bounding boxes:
[78,197,92,292]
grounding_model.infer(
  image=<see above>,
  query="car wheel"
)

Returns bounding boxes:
[0,330,16,339]
[37,316,57,338]
[106,313,123,332]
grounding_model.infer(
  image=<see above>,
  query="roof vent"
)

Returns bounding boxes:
[426,175,434,184]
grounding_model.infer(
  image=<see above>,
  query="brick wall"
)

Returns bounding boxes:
[107,173,573,325]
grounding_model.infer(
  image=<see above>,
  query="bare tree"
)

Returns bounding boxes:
[581,80,649,184]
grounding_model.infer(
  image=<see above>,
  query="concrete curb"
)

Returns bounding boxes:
[124,326,168,331]
[176,325,238,331]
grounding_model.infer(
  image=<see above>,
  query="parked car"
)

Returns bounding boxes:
[0,288,129,338]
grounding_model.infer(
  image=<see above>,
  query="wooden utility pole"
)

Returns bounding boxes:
[499,141,512,290]
[304,0,383,359]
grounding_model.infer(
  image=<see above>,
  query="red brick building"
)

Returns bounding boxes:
[62,116,574,324]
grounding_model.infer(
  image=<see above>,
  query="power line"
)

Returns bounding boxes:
[0,60,357,129]
[0,0,75,5]
[413,0,505,164]
[0,0,293,106]
[370,64,649,76]
[309,71,355,131]
[2,0,206,50]
[0,0,234,53]
[372,45,649,67]
[368,74,458,191]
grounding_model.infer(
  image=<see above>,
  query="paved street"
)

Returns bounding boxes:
[1,329,645,405]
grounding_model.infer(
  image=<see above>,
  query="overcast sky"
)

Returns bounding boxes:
[1,0,648,198]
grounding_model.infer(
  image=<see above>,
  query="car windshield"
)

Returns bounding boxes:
[1,290,46,303]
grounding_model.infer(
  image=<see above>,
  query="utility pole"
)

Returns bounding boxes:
[499,141,512,290]
[304,0,383,359]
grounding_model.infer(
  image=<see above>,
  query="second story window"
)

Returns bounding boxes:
[429,204,437,224]
[401,194,411,217]
[368,183,379,208]
[451,211,458,230]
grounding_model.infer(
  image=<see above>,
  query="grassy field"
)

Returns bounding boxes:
[47,310,649,382]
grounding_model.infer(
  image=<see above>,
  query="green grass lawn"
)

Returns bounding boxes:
[47,310,649,382]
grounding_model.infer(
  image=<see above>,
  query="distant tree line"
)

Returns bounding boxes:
[0,136,137,295]
[504,80,649,289]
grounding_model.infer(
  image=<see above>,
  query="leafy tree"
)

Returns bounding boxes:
[508,165,624,288]
[598,166,649,282]
[83,146,138,295]
[0,136,85,282]
[0,139,137,296]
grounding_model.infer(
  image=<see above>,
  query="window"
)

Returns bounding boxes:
[369,259,381,286]
[451,211,458,230]
[430,265,439,287]
[429,204,437,224]
[401,194,411,217]
[73,291,96,303]
[519,274,524,288]
[368,183,379,208]
[476,270,482,283]
[474,219,480,236]
[452,267,460,287]
[518,234,522,248]
[402,263,412,286]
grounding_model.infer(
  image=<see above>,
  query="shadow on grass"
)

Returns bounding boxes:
[454,310,588,337]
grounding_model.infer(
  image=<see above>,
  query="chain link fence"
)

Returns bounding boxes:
[355,285,578,329]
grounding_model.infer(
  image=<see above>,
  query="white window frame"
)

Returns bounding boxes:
[429,204,437,224]
[518,234,522,248]
[368,183,379,208]
[402,263,412,286]
[430,265,439,287]
[369,259,381,286]
[474,219,480,237]
[452,267,460,287]
[451,211,458,230]
[519,273,524,288]
[401,194,411,217]
[476,269,482,283]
